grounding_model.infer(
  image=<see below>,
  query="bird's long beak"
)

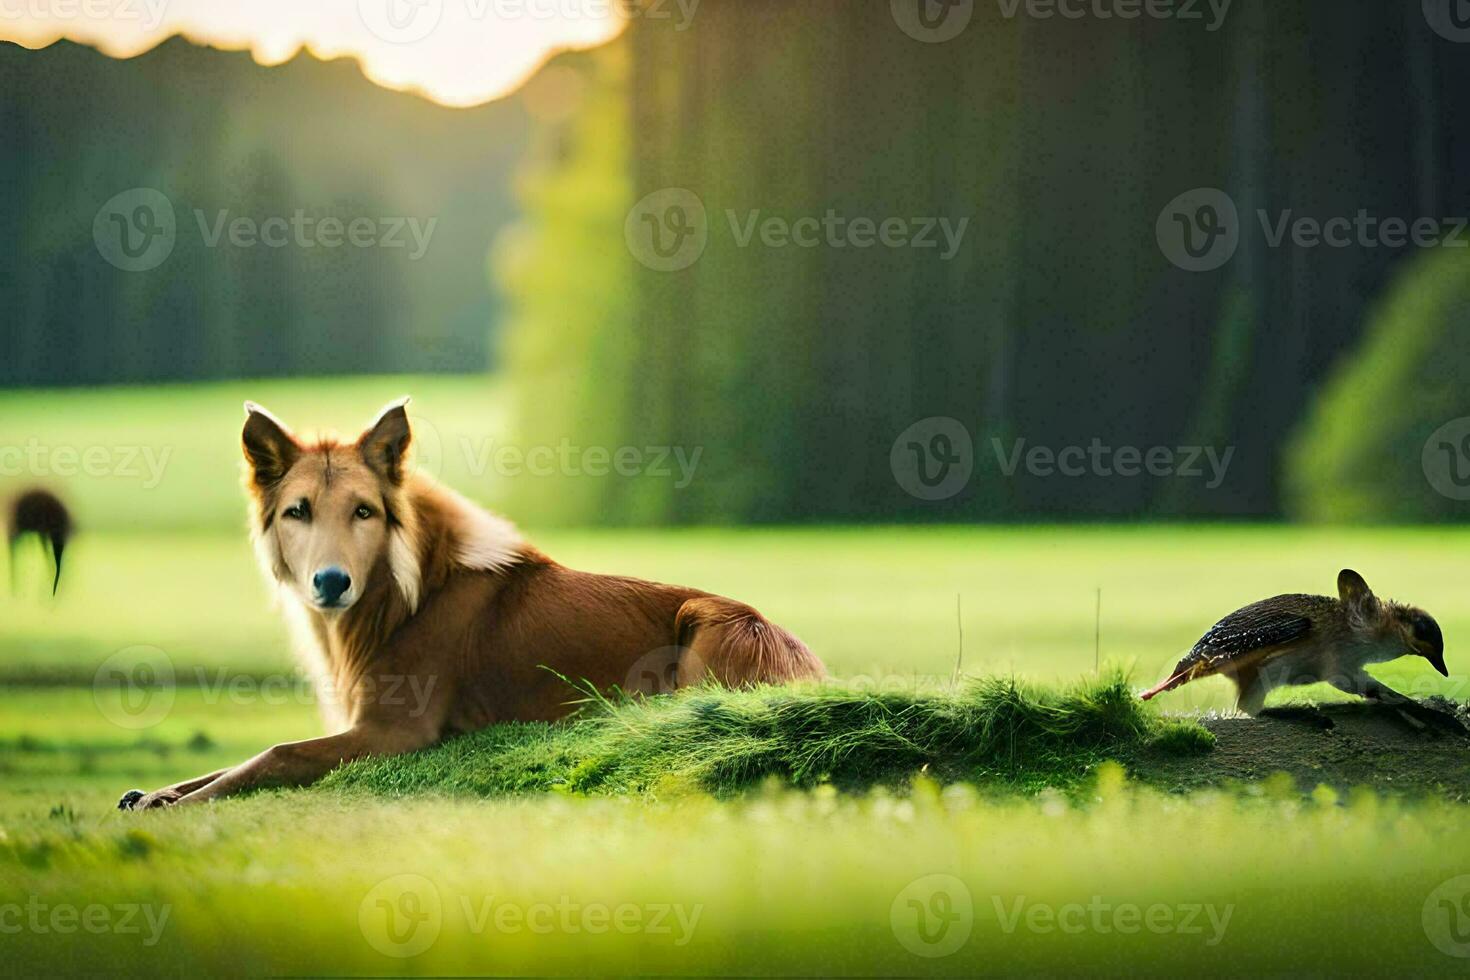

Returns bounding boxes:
[1428,650,1449,677]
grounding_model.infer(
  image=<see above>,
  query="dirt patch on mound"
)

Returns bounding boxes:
[1145,703,1470,799]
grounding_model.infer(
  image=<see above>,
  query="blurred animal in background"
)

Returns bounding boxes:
[7,489,72,595]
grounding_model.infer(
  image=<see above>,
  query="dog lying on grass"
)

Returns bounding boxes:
[119,399,823,810]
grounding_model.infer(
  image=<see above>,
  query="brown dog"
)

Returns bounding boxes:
[119,399,823,809]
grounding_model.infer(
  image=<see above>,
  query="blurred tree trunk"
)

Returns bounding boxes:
[514,0,1470,524]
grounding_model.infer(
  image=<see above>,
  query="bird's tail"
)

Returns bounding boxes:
[1140,670,1190,701]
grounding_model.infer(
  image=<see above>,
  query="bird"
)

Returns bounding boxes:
[1141,569,1456,727]
[7,489,72,595]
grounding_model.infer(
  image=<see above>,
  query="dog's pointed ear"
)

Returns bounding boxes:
[359,397,412,485]
[242,402,300,487]
[1337,569,1377,613]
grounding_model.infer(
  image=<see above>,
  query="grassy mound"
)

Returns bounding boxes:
[322,674,1211,799]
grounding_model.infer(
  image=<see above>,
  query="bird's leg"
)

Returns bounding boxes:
[1336,673,1468,736]
[1329,671,1422,728]
[1252,659,1333,728]
[1377,688,1466,735]
[1361,680,1421,729]
[1230,666,1267,717]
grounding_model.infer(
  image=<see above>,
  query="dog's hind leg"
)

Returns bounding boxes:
[674,596,824,688]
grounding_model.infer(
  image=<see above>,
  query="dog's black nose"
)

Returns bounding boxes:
[312,567,352,606]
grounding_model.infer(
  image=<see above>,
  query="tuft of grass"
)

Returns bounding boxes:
[323,673,1206,799]
[1146,718,1218,754]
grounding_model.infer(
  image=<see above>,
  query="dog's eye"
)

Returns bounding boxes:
[283,502,309,521]
[354,505,374,521]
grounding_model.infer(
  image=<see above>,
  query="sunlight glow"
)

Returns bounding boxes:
[0,0,624,106]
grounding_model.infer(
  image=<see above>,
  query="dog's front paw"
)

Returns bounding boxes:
[139,789,184,809]
[118,788,183,811]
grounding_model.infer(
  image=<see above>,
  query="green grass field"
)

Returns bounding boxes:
[10,523,1467,705]
[5,379,1470,975]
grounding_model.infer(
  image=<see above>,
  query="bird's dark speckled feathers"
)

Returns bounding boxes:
[1169,593,1340,679]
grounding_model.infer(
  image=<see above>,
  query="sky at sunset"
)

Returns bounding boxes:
[0,0,624,106]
